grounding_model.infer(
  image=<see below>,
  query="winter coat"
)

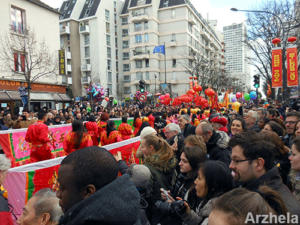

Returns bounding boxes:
[0,187,13,225]
[144,154,177,224]
[181,198,216,225]
[206,131,231,165]
[244,167,300,217]
[289,170,300,202]
[58,175,141,225]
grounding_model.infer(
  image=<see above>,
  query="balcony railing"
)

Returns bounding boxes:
[60,25,70,35]
[81,64,91,71]
[79,25,89,33]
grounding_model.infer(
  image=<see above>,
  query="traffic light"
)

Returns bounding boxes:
[139,80,145,93]
[253,75,260,88]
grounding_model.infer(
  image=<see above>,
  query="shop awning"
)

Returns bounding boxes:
[4,91,71,102]
[6,91,21,100]
[0,92,11,101]
[58,93,72,102]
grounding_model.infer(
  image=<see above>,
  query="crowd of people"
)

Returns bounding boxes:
[0,100,300,225]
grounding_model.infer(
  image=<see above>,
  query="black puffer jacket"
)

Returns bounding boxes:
[58,175,141,225]
[206,131,231,165]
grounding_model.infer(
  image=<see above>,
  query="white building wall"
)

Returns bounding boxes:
[0,0,61,84]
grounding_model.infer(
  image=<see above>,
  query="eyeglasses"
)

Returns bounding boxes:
[231,158,252,164]
[284,121,297,125]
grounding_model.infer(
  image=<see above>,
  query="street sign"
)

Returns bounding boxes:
[138,93,147,102]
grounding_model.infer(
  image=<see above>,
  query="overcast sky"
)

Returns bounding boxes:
[40,0,268,30]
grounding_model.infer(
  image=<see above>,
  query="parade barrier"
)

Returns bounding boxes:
[4,136,140,221]
[0,118,134,167]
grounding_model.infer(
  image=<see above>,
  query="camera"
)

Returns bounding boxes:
[155,200,172,214]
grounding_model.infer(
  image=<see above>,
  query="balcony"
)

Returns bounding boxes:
[79,25,89,34]
[60,25,70,35]
[67,64,72,72]
[66,51,71,59]
[130,14,149,23]
[81,64,91,71]
[131,50,150,60]
[81,76,90,84]
[188,17,196,26]
[167,40,177,47]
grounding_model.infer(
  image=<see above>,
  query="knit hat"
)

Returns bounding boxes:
[140,126,157,138]
[128,164,151,190]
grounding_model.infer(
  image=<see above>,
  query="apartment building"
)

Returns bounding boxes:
[120,0,225,97]
[0,0,69,111]
[59,0,123,98]
[223,23,250,89]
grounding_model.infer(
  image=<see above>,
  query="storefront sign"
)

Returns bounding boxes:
[59,49,66,75]
[0,80,66,93]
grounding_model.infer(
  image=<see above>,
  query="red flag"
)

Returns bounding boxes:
[272,48,283,88]
[286,46,299,87]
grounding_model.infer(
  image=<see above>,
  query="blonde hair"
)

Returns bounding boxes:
[143,135,174,162]
[184,135,207,154]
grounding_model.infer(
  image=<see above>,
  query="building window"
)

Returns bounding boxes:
[122,17,128,25]
[106,22,110,33]
[171,33,176,41]
[172,59,176,68]
[108,84,112,95]
[145,71,150,80]
[106,35,111,46]
[85,46,90,58]
[124,87,131,94]
[145,59,149,67]
[122,40,129,49]
[144,21,148,30]
[163,0,169,7]
[123,64,130,72]
[122,29,128,37]
[123,52,129,60]
[137,0,146,6]
[107,60,111,70]
[171,9,176,18]
[107,47,111,58]
[11,6,26,34]
[108,71,112,83]
[135,34,142,43]
[136,60,143,68]
[136,72,143,80]
[144,33,149,42]
[84,34,90,45]
[188,23,193,33]
[134,23,142,32]
[124,75,131,82]
[105,9,110,21]
[13,52,26,72]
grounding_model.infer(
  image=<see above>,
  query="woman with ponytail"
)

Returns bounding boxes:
[100,120,123,146]
[140,134,177,224]
[208,186,289,225]
[63,120,93,155]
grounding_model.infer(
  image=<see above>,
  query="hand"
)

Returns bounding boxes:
[114,151,122,161]
[176,197,190,214]
[171,142,178,152]
[160,188,175,203]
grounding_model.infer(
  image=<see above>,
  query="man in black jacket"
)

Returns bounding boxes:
[178,115,195,138]
[229,132,300,217]
[195,122,231,165]
[56,146,141,225]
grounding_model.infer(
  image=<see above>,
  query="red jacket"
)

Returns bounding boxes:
[118,123,133,140]
[85,121,99,145]
[63,132,93,155]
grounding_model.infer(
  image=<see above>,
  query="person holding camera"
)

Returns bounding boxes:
[174,161,233,225]
[156,145,207,225]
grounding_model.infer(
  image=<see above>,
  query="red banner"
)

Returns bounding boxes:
[286,47,299,87]
[272,48,283,88]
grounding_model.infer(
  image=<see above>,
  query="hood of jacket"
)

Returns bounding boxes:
[59,175,141,225]
[144,154,177,173]
[207,131,229,150]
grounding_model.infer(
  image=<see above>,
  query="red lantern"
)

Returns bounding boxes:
[288,36,297,43]
[193,85,202,92]
[205,88,215,97]
[189,76,194,79]
[105,97,109,101]
[272,38,281,45]
[236,92,242,99]
[187,89,195,96]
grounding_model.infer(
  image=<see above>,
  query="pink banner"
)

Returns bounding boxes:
[4,137,141,222]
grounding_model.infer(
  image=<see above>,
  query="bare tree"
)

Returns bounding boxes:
[245,0,300,100]
[0,27,58,109]
[182,50,241,93]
